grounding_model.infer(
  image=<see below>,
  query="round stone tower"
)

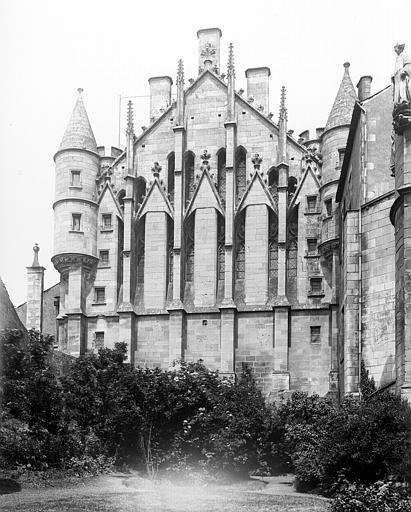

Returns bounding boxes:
[52,88,100,356]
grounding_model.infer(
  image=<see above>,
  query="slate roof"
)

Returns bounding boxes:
[325,63,357,132]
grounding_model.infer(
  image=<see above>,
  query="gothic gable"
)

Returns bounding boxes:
[98,182,124,219]
[289,165,321,210]
[237,170,277,214]
[138,178,173,219]
[185,169,223,217]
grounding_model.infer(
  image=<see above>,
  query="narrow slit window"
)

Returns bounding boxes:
[307,238,317,255]
[307,196,317,212]
[310,277,323,294]
[72,214,81,231]
[325,199,332,217]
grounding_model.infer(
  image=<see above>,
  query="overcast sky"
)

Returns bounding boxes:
[0,0,409,306]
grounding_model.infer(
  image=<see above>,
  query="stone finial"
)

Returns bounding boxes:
[151,162,162,178]
[32,243,40,267]
[177,59,185,86]
[77,87,84,95]
[252,153,263,170]
[279,86,288,122]
[126,100,134,135]
[227,43,235,79]
[200,150,211,172]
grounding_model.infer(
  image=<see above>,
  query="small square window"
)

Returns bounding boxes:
[310,277,323,294]
[72,213,81,231]
[70,170,81,186]
[99,250,109,264]
[102,214,112,229]
[307,196,317,212]
[325,199,332,217]
[95,287,105,303]
[95,331,104,349]
[310,326,321,343]
[307,238,317,255]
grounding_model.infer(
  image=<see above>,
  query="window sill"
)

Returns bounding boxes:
[98,264,111,269]
[69,230,84,234]
[69,185,83,190]
[304,253,319,258]
[304,210,321,215]
[92,302,107,306]
[100,228,113,233]
[308,291,325,298]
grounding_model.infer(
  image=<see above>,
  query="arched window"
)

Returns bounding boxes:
[135,177,146,209]
[184,151,195,206]
[268,167,278,204]
[286,206,298,300]
[136,217,145,285]
[167,152,175,205]
[235,210,246,280]
[217,149,226,207]
[288,176,297,204]
[235,147,247,203]
[269,210,278,295]
[184,213,195,281]
[117,189,126,209]
[217,214,225,281]
[167,216,174,288]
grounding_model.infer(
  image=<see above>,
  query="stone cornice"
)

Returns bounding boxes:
[53,197,99,209]
[54,147,100,162]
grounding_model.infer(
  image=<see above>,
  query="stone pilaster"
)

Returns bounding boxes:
[194,208,217,307]
[273,306,290,391]
[277,164,289,300]
[245,204,268,304]
[223,121,236,304]
[144,211,168,308]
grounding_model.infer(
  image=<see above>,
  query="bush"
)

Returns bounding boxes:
[332,480,411,512]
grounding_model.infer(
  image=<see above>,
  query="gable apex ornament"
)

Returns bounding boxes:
[392,43,411,134]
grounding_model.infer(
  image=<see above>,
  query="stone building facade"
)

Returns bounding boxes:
[18,28,410,400]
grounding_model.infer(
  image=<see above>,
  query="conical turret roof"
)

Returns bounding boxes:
[325,63,357,132]
[59,88,98,152]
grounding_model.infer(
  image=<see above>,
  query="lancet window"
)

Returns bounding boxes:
[167,217,174,287]
[217,214,225,281]
[268,210,278,292]
[184,151,195,206]
[286,206,299,300]
[184,213,195,282]
[135,177,147,209]
[217,149,226,208]
[235,147,247,203]
[136,217,145,284]
[235,210,246,280]
[167,152,175,205]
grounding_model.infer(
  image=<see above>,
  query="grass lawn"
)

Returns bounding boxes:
[1,490,329,512]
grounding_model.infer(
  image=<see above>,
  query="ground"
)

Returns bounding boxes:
[0,473,329,511]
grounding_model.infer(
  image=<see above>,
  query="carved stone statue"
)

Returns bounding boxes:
[392,43,411,106]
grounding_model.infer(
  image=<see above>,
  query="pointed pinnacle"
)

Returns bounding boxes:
[227,43,235,78]
[177,59,185,85]
[126,100,134,135]
[279,86,288,122]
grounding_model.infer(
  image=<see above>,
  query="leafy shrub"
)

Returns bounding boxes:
[331,480,411,512]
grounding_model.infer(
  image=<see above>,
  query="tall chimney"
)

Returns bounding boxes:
[26,244,45,331]
[197,28,222,74]
[356,75,373,102]
[148,76,173,123]
[245,67,271,113]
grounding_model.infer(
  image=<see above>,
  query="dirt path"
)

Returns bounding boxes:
[0,473,329,512]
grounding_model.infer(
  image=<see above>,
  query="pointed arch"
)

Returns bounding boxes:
[288,176,297,204]
[167,152,175,205]
[234,209,246,282]
[135,177,147,209]
[117,189,126,209]
[217,148,226,207]
[184,151,195,206]
[286,205,299,300]
[136,216,146,285]
[166,216,174,298]
[235,146,247,203]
